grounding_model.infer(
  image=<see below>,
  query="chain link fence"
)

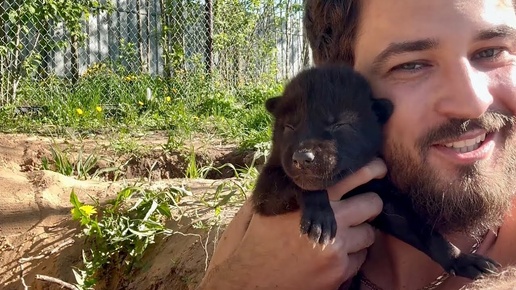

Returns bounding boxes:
[0,0,311,114]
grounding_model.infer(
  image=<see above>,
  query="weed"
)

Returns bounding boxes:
[42,145,73,176]
[199,148,264,218]
[109,132,152,156]
[2,59,282,151]
[41,142,121,180]
[69,185,187,289]
[183,145,215,179]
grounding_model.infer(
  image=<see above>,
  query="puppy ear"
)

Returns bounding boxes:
[372,98,394,124]
[265,96,281,114]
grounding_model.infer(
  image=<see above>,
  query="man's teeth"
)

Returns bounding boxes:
[444,133,486,153]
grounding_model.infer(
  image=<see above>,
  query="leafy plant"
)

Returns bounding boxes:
[41,143,120,180]
[184,145,216,179]
[69,185,185,289]
[199,147,265,217]
[42,145,74,176]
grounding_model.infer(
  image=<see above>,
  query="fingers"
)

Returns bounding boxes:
[343,249,368,280]
[327,158,387,201]
[332,192,383,227]
[333,225,376,282]
[341,223,377,254]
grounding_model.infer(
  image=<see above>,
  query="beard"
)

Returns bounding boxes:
[384,110,516,237]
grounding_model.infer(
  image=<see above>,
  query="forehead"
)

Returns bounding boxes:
[354,0,516,70]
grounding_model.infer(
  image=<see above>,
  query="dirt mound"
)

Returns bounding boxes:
[0,133,246,290]
[5,131,263,181]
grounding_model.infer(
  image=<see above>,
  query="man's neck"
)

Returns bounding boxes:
[359,230,498,290]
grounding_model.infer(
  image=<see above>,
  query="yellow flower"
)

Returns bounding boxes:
[80,205,97,217]
[96,106,102,112]
[71,205,97,220]
[76,108,83,115]
[138,101,144,106]
[165,96,171,102]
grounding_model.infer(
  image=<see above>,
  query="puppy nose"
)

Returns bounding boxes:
[293,150,315,165]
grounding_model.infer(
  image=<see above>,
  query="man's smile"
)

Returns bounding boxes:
[430,129,497,165]
[442,131,486,153]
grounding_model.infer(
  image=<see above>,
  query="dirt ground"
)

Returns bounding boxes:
[0,132,250,290]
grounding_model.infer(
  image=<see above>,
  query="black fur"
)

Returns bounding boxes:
[251,65,500,280]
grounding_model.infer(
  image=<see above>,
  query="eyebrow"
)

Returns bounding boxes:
[473,24,516,42]
[369,25,516,74]
[371,39,438,74]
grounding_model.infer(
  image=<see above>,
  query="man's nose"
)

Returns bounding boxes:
[434,60,493,119]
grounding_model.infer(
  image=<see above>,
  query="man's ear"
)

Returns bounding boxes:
[265,96,281,114]
[372,98,394,124]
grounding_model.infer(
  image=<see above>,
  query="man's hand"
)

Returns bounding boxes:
[197,158,386,290]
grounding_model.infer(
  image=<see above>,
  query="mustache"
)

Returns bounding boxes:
[418,110,516,149]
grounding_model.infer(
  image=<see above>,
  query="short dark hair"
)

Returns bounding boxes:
[303,0,362,66]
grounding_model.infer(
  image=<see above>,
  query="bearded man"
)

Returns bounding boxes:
[196,0,516,289]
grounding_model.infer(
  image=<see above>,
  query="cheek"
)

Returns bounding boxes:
[373,84,430,150]
[488,65,516,115]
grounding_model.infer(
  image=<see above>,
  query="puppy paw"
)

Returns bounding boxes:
[299,206,337,246]
[448,253,500,280]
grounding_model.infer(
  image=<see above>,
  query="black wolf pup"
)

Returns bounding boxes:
[251,65,500,280]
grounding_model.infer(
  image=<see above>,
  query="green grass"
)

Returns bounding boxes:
[0,60,283,151]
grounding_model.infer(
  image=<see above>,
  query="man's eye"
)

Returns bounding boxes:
[401,63,421,70]
[473,48,503,60]
[391,62,425,72]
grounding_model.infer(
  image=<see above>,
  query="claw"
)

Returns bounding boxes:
[448,253,500,280]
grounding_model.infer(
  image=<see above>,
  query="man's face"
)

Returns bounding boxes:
[353,0,516,236]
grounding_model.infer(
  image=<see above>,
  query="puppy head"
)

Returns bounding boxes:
[266,65,393,190]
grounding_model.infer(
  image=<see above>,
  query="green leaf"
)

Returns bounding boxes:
[113,187,135,208]
[71,208,83,221]
[127,227,156,237]
[143,200,158,221]
[70,190,83,209]
[72,268,85,285]
[157,203,171,218]
[8,11,17,23]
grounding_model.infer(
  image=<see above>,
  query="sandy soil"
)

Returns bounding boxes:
[0,132,246,290]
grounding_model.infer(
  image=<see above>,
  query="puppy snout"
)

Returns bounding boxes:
[293,150,315,168]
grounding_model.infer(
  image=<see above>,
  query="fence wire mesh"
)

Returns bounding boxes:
[0,0,310,115]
